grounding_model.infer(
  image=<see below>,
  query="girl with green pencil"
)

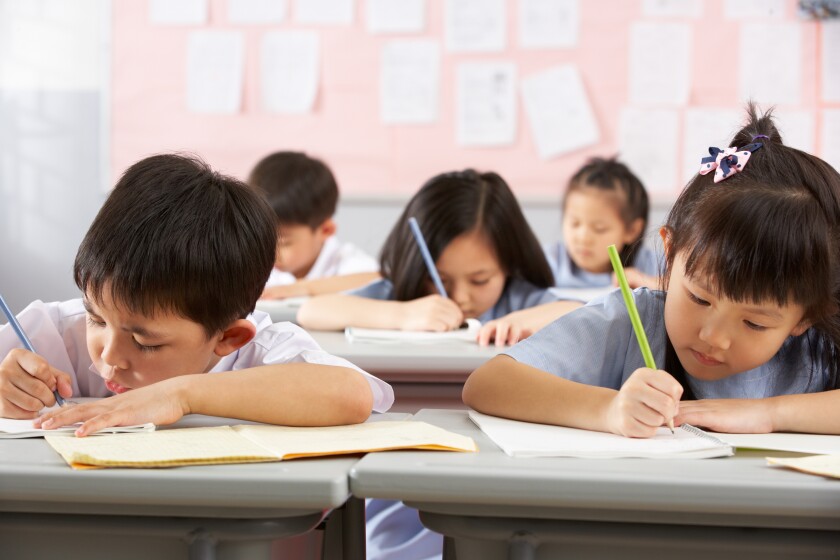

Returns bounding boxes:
[464,104,840,438]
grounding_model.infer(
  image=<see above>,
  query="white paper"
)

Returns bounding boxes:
[150,0,208,25]
[682,108,741,183]
[739,23,801,106]
[823,22,840,103]
[549,286,614,303]
[186,31,244,114]
[518,0,578,49]
[367,0,426,33]
[469,411,733,459]
[346,318,481,344]
[724,0,785,19]
[775,110,815,153]
[641,0,703,18]
[445,0,506,52]
[618,108,680,195]
[456,61,517,147]
[294,0,353,24]
[227,0,286,24]
[628,23,690,105]
[260,31,319,114]
[521,65,599,159]
[822,109,840,174]
[380,40,439,124]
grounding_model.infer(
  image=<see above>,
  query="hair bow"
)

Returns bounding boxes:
[698,142,762,183]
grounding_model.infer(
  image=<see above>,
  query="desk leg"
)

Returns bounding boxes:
[321,497,366,560]
[187,529,217,560]
[508,532,538,560]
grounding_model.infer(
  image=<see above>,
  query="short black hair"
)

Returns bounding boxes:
[74,153,277,337]
[380,169,554,301]
[248,151,338,229]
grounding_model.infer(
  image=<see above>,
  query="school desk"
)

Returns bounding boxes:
[255,297,305,323]
[311,331,502,412]
[0,411,407,560]
[350,409,840,560]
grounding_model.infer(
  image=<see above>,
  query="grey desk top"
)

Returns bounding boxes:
[350,409,840,530]
[311,331,502,382]
[256,298,304,324]
[0,412,408,519]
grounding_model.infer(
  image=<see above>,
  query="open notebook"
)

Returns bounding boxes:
[345,318,481,343]
[1,399,155,439]
[45,420,477,469]
[768,455,840,479]
[469,411,733,459]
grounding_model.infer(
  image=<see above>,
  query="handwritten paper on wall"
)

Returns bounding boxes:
[294,0,354,25]
[776,110,815,153]
[367,0,426,34]
[150,0,207,25]
[739,23,801,106]
[619,108,679,196]
[823,110,840,173]
[445,0,506,52]
[186,31,244,114]
[682,108,740,184]
[628,23,690,105]
[260,31,319,114]
[823,22,840,103]
[456,62,516,147]
[642,0,703,18]
[380,40,439,124]
[724,0,786,19]
[518,0,578,49]
[521,65,598,159]
[227,0,287,24]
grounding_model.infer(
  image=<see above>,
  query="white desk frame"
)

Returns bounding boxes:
[351,409,840,560]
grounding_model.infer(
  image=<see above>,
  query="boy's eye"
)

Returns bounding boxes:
[744,320,767,332]
[133,338,161,352]
[687,291,710,306]
[86,315,105,328]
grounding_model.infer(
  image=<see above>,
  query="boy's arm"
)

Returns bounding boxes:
[261,272,381,299]
[676,390,840,435]
[37,363,374,436]
[297,294,463,332]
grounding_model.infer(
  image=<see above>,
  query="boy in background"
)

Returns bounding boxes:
[249,151,379,299]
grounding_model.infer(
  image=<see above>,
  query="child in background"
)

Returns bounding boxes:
[298,169,583,347]
[0,154,393,434]
[248,151,380,299]
[464,105,840,437]
[546,157,660,293]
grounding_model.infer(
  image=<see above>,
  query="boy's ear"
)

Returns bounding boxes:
[623,218,644,244]
[213,319,257,357]
[317,218,337,238]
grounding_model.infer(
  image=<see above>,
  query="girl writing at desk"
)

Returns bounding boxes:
[464,105,840,437]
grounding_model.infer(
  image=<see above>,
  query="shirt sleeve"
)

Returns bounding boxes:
[503,289,666,390]
[632,245,664,278]
[335,243,380,275]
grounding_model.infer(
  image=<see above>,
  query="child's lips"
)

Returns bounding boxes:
[104,379,130,394]
[691,349,723,366]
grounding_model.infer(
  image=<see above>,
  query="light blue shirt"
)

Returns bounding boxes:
[349,278,558,322]
[504,288,829,400]
[543,241,661,289]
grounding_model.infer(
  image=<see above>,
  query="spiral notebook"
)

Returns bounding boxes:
[469,411,733,459]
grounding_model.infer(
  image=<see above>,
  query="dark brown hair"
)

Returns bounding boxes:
[248,151,338,229]
[663,104,840,394]
[563,156,650,266]
[380,170,554,301]
[75,153,277,337]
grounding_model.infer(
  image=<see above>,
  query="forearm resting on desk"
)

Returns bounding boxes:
[298,295,405,330]
[262,272,380,299]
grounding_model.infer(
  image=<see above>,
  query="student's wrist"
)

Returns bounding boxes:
[168,374,197,416]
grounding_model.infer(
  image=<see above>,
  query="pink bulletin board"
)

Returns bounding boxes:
[111,0,835,200]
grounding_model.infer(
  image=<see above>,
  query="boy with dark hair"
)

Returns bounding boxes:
[0,153,393,435]
[248,151,379,299]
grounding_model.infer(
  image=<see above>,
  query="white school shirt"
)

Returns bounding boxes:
[504,288,830,400]
[0,299,394,412]
[349,277,558,322]
[543,242,662,289]
[265,236,379,287]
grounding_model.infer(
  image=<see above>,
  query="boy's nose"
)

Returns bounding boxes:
[101,338,130,371]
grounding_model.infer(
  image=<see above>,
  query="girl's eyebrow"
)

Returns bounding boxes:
[743,306,783,321]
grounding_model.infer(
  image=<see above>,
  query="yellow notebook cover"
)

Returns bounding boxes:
[767,454,840,479]
[45,421,477,469]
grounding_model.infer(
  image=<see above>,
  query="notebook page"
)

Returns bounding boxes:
[235,421,477,459]
[45,426,277,468]
[767,455,840,479]
[469,411,732,459]
[345,318,481,344]
[712,432,840,455]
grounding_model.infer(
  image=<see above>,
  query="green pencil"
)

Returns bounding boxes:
[607,244,674,433]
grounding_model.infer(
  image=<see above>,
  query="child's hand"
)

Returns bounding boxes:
[35,378,189,437]
[605,367,682,438]
[477,313,534,347]
[0,349,73,419]
[613,268,658,290]
[399,295,464,332]
[261,283,307,300]
[675,399,773,433]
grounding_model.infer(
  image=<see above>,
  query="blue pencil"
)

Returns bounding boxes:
[0,293,66,406]
[408,217,448,298]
